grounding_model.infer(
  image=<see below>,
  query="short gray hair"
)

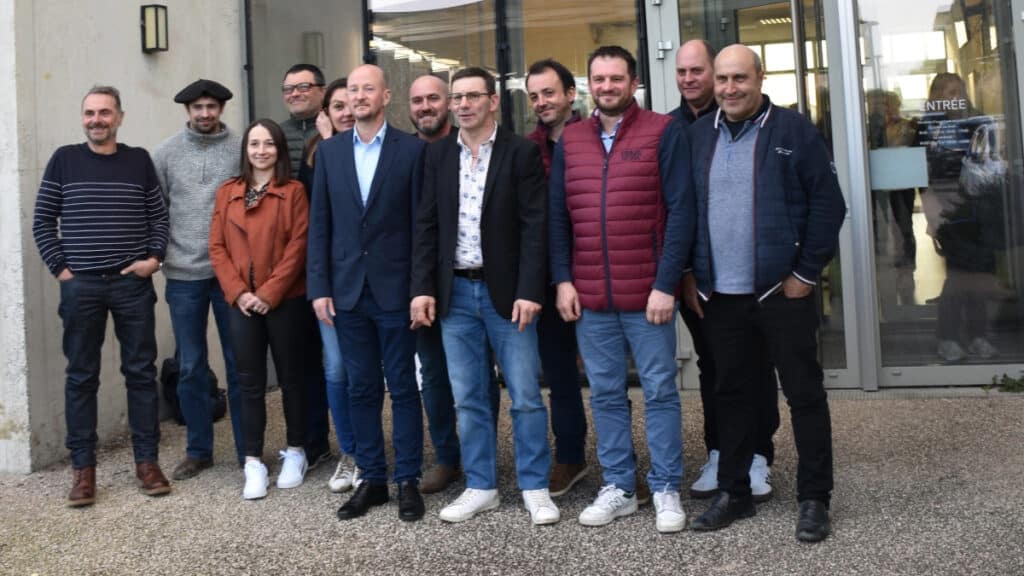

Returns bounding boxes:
[83,85,122,111]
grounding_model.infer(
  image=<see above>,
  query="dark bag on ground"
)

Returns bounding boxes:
[160,357,228,425]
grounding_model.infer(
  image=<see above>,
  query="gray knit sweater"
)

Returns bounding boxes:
[152,123,241,280]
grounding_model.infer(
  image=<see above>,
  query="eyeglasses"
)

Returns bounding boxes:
[281,82,323,95]
[448,91,493,104]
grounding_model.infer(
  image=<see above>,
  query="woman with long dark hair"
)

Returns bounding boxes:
[209,118,310,499]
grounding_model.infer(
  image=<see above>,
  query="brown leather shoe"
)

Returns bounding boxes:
[171,457,213,481]
[549,462,589,497]
[67,466,96,507]
[419,463,462,494]
[636,472,651,506]
[136,461,172,496]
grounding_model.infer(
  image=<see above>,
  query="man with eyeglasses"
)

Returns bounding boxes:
[407,73,502,496]
[548,45,694,533]
[281,63,326,175]
[280,62,333,475]
[411,67,558,526]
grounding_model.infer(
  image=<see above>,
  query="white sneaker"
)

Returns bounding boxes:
[439,488,500,523]
[328,454,356,493]
[276,449,308,489]
[522,488,560,525]
[937,339,966,362]
[689,449,719,498]
[749,453,773,502]
[578,484,638,527]
[968,337,998,359]
[242,460,269,500]
[652,490,686,533]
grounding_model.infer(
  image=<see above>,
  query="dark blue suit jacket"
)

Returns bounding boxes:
[307,125,425,312]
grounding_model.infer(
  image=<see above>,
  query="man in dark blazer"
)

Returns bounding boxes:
[307,64,426,522]
[410,67,558,526]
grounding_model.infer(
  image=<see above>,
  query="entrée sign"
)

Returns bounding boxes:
[925,98,968,112]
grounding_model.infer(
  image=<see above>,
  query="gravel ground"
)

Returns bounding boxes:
[1,389,1022,576]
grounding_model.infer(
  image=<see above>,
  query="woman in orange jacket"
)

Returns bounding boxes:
[209,118,310,500]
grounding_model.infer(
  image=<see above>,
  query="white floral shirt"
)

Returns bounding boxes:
[454,123,497,269]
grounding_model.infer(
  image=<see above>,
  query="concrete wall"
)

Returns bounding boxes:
[2,0,247,473]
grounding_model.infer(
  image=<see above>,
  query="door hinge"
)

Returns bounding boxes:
[656,40,673,60]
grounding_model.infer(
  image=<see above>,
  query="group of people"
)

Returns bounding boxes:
[33,39,844,543]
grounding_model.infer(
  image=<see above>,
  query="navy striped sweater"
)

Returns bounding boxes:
[33,143,169,276]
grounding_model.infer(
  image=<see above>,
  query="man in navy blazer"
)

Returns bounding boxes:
[307,64,426,522]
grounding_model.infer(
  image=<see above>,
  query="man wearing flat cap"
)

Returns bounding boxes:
[152,79,244,480]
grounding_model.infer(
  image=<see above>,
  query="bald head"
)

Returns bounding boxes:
[675,39,716,113]
[347,64,391,126]
[714,44,765,122]
[409,74,451,141]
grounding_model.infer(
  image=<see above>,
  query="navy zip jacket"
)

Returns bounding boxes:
[689,98,846,300]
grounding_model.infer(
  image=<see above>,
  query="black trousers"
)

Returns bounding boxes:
[228,295,308,457]
[702,292,833,504]
[680,306,779,464]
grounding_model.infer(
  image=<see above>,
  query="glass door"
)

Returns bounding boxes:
[857,0,1024,385]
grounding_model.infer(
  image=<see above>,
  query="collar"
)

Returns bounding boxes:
[353,121,388,146]
[713,95,772,132]
[457,122,498,151]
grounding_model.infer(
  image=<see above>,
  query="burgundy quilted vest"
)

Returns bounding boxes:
[560,103,671,311]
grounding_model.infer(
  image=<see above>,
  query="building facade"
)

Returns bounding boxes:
[2,0,1023,472]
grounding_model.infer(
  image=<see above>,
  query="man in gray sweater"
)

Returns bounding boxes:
[152,79,243,480]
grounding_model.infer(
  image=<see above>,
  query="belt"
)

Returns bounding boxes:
[453,268,485,281]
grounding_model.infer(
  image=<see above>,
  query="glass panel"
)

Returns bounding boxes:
[505,0,643,134]
[371,1,497,132]
[860,0,1024,366]
[676,0,846,370]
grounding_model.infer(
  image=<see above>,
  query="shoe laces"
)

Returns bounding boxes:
[333,455,355,479]
[451,488,487,509]
[523,489,553,509]
[593,484,628,510]
[654,490,682,514]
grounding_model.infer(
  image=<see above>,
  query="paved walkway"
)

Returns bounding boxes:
[1,389,1022,576]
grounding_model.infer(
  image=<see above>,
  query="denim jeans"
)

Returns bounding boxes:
[417,324,500,468]
[59,273,161,468]
[228,296,308,457]
[440,277,550,491]
[165,277,243,463]
[320,318,355,456]
[336,284,422,484]
[576,309,683,493]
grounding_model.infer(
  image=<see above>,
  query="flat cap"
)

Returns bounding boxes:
[174,79,233,104]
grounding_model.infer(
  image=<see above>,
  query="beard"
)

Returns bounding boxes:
[412,113,449,137]
[594,94,633,117]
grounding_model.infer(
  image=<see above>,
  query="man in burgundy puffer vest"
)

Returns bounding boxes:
[549,45,695,533]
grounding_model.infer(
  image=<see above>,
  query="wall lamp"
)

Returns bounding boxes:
[141,4,168,53]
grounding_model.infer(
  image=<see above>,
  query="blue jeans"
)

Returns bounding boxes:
[440,277,550,491]
[336,285,422,484]
[418,324,500,468]
[59,273,160,468]
[165,278,243,463]
[320,318,355,455]
[576,309,683,493]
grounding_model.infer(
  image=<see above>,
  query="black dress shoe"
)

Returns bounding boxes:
[689,491,756,531]
[397,481,425,522]
[796,499,831,542]
[337,482,389,520]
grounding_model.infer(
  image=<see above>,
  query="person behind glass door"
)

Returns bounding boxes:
[671,39,780,505]
[298,77,361,494]
[407,73,502,495]
[209,118,311,500]
[922,73,1003,363]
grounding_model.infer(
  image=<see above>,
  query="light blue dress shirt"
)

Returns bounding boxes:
[600,118,622,153]
[352,122,387,206]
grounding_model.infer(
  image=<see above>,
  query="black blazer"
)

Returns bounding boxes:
[411,126,547,320]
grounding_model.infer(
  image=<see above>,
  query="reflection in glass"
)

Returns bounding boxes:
[860,0,1024,366]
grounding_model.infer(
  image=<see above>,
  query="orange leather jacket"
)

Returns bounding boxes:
[209,177,308,309]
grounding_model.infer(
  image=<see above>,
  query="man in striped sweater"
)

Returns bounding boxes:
[33,85,171,507]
